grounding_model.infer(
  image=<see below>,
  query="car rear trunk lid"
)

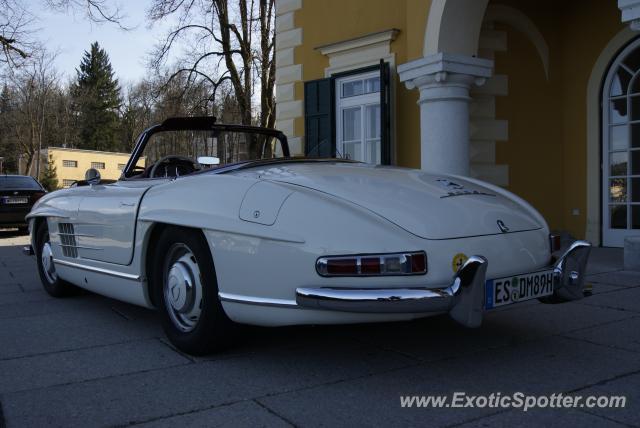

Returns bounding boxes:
[241,162,543,240]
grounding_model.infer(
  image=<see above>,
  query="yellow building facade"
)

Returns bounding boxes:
[275,0,640,247]
[44,147,137,188]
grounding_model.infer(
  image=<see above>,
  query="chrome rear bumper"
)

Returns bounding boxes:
[550,240,592,301]
[296,240,591,328]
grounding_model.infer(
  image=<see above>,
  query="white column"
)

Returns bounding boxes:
[398,53,493,176]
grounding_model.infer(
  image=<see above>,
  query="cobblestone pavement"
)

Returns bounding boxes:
[0,228,638,427]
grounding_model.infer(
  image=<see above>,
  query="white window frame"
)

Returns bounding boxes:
[335,70,381,164]
[602,37,640,247]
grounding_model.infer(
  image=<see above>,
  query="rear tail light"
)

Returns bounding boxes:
[549,234,561,253]
[316,252,427,277]
[360,257,381,274]
[325,258,358,275]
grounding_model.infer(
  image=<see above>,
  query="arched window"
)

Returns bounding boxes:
[602,38,640,247]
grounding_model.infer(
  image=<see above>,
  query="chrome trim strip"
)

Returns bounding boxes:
[218,292,298,308]
[58,244,103,251]
[52,232,95,238]
[53,258,141,281]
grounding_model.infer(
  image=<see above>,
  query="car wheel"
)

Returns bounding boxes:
[35,221,77,297]
[153,227,236,355]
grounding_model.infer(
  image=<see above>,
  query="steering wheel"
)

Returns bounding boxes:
[149,155,198,178]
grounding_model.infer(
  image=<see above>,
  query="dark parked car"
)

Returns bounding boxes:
[0,175,46,232]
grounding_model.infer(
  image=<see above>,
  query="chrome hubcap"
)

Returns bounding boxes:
[41,241,57,283]
[164,244,203,332]
[168,262,195,312]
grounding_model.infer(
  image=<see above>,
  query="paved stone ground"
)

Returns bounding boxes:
[0,228,638,427]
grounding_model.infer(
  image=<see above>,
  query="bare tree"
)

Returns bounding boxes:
[0,0,35,69]
[0,0,126,74]
[148,0,276,155]
[119,81,154,152]
[5,51,59,177]
[50,79,81,149]
[44,0,128,28]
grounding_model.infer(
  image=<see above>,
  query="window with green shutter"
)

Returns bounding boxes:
[304,78,333,158]
[303,61,392,164]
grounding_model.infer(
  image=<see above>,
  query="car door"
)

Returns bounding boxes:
[74,179,168,265]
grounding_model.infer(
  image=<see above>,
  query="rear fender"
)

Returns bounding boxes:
[138,174,304,242]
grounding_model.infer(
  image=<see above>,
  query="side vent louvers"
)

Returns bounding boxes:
[58,223,78,258]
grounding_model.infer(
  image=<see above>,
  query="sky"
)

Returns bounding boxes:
[32,0,175,85]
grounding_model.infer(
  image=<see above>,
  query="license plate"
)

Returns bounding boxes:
[2,197,29,204]
[485,269,555,309]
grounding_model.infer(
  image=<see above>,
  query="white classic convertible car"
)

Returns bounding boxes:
[24,117,591,355]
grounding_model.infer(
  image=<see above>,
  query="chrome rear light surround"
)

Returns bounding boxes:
[316,251,427,277]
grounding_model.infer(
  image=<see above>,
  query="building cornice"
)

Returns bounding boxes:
[315,29,400,56]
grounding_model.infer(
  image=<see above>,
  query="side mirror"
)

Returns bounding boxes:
[85,168,101,185]
[197,156,220,166]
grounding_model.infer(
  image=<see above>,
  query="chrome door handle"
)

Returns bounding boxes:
[119,202,135,207]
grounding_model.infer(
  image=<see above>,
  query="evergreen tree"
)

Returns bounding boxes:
[40,156,59,191]
[72,42,122,151]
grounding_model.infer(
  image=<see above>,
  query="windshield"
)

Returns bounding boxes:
[0,176,42,190]
[125,127,287,179]
[145,130,282,165]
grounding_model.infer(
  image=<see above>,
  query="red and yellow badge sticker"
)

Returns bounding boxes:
[451,253,469,273]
